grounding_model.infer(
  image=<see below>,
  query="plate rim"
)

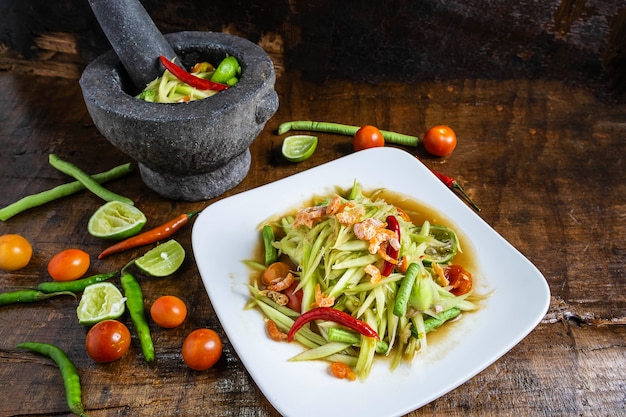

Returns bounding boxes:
[191,147,551,417]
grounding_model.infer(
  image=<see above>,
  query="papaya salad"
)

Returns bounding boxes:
[245,182,489,381]
[137,55,240,103]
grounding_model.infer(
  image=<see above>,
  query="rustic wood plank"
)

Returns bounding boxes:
[0,32,83,79]
[0,70,624,417]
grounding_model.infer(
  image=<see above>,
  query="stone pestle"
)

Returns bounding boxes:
[87,0,178,92]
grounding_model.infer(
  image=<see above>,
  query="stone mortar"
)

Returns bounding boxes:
[80,31,279,201]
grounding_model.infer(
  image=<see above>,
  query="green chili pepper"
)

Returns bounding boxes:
[277,120,419,147]
[0,289,75,306]
[120,271,154,362]
[49,154,134,205]
[262,225,278,266]
[16,342,89,417]
[0,163,132,221]
[36,272,117,294]
[393,262,420,317]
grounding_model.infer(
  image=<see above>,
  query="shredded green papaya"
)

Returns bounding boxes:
[247,182,489,381]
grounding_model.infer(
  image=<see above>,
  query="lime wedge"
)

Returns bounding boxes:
[282,135,318,162]
[135,240,185,277]
[77,282,126,326]
[88,201,147,240]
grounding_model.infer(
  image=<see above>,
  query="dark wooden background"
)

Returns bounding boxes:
[0,1,625,416]
[1,0,625,100]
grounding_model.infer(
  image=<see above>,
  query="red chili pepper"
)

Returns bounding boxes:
[381,215,400,277]
[287,307,379,342]
[158,56,228,91]
[98,211,200,259]
[429,169,481,212]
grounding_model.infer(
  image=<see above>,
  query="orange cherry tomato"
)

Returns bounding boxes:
[423,125,457,156]
[262,261,291,286]
[150,295,187,328]
[85,319,131,363]
[182,328,223,371]
[47,248,90,281]
[353,125,385,151]
[0,234,32,271]
[444,264,473,296]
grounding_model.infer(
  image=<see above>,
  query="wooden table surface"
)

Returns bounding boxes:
[0,70,624,417]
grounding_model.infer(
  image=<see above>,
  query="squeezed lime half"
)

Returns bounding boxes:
[282,135,318,162]
[88,201,147,240]
[134,240,186,277]
[77,282,126,326]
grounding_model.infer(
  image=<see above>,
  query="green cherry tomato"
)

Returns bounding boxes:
[423,125,457,156]
[353,125,385,151]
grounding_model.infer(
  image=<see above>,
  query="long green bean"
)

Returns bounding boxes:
[37,272,117,294]
[120,271,154,362]
[0,289,75,305]
[412,307,462,338]
[48,154,134,205]
[0,163,133,221]
[277,120,420,147]
[393,262,420,317]
[16,341,89,417]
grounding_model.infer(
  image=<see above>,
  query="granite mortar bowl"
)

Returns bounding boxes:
[80,31,279,201]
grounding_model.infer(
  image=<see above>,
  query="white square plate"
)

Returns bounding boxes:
[192,147,550,417]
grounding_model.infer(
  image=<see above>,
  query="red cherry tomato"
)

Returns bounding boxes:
[423,125,457,156]
[0,234,33,271]
[47,248,90,281]
[353,125,385,151]
[444,264,473,296]
[182,328,223,371]
[150,295,187,328]
[284,281,303,312]
[85,319,131,363]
